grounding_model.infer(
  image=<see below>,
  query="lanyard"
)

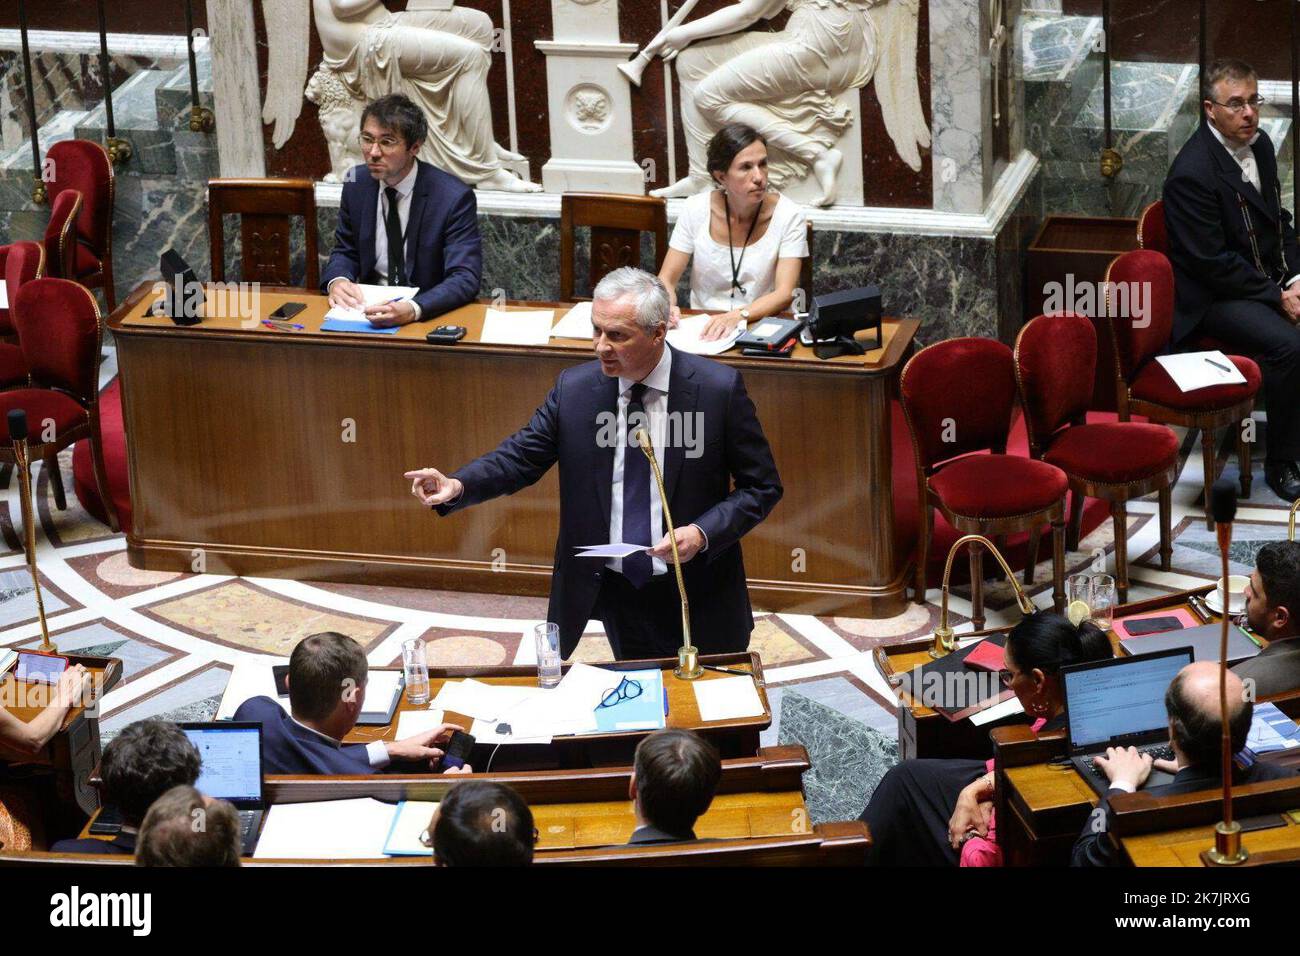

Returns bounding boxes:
[724,193,761,301]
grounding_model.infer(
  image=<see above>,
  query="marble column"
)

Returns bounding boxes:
[206,0,264,177]
[929,0,991,214]
[536,0,644,194]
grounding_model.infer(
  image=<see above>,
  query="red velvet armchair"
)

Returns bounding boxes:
[42,189,83,286]
[900,337,1069,628]
[1014,314,1178,603]
[1103,249,1259,529]
[0,241,45,388]
[0,278,119,531]
[43,140,116,309]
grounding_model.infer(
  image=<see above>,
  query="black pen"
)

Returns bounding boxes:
[702,664,752,678]
[1205,357,1232,373]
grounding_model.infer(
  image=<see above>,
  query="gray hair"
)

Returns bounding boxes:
[592,267,670,332]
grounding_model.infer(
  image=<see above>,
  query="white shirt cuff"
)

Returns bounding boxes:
[691,524,709,552]
[1107,780,1137,794]
[366,740,391,768]
[1285,274,1300,289]
[326,276,351,291]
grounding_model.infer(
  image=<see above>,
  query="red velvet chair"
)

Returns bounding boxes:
[42,189,83,286]
[1014,314,1178,603]
[901,338,1069,629]
[1103,250,1260,529]
[44,140,115,310]
[0,278,118,531]
[0,242,45,388]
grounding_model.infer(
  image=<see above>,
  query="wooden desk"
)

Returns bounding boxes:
[344,653,770,767]
[110,283,920,618]
[874,586,1233,761]
[0,655,122,834]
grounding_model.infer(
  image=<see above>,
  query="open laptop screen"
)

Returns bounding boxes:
[183,723,263,806]
[1064,648,1194,752]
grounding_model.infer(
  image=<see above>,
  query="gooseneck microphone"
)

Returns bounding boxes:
[1205,479,1244,864]
[8,409,56,652]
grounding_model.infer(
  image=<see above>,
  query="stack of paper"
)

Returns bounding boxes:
[323,283,419,322]
[666,314,742,356]
[550,301,595,340]
[253,798,398,859]
[480,308,555,346]
[693,675,763,722]
[1154,351,1247,392]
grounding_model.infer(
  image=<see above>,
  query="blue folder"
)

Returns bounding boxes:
[320,317,401,334]
[593,668,667,733]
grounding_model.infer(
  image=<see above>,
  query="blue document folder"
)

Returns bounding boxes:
[320,317,401,334]
[593,668,667,732]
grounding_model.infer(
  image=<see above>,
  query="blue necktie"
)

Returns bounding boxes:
[622,383,652,588]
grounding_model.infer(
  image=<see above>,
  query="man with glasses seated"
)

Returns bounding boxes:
[1165,57,1300,501]
[627,729,721,845]
[323,92,483,327]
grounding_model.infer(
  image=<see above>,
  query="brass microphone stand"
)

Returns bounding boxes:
[1288,497,1300,540]
[8,410,56,653]
[635,430,701,680]
[929,534,1036,659]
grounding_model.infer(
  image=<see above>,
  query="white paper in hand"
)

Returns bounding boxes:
[667,314,742,355]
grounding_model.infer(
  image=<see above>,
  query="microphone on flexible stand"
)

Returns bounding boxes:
[1203,479,1246,865]
[8,409,56,653]
[634,429,702,680]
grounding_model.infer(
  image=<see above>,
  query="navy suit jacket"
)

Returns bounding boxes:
[1164,121,1300,341]
[438,346,783,657]
[321,159,482,321]
[1071,761,1296,866]
[233,695,376,776]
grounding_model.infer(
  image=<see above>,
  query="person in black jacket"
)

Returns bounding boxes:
[1164,57,1300,501]
[1071,661,1296,866]
[627,729,721,845]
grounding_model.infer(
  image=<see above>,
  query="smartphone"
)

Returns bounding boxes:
[1124,616,1184,636]
[270,301,307,320]
[440,730,476,770]
[16,650,68,685]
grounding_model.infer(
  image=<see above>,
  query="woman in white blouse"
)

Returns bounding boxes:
[658,123,808,341]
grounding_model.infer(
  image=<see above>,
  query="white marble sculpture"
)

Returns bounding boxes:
[261,0,540,192]
[648,0,931,207]
[305,66,365,183]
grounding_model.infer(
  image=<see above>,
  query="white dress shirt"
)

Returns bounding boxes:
[608,347,673,577]
[373,161,418,285]
[1208,121,1300,287]
[291,715,389,768]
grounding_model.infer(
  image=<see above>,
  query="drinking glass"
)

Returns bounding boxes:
[1090,574,1116,632]
[401,637,430,706]
[534,622,562,689]
[1066,574,1092,625]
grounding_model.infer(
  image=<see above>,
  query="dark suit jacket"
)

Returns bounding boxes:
[321,159,482,321]
[50,832,136,855]
[233,695,376,776]
[1071,761,1296,866]
[438,346,783,656]
[1233,636,1300,699]
[627,824,695,845]
[1164,121,1300,342]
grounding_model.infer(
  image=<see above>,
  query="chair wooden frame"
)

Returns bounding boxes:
[47,141,116,310]
[1102,255,1254,530]
[901,341,1068,629]
[559,193,667,301]
[207,178,320,289]
[45,190,83,285]
[1136,199,1165,253]
[0,280,120,532]
[1014,316,1175,604]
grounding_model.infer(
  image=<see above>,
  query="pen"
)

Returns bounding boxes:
[1205,357,1232,373]
[702,664,752,678]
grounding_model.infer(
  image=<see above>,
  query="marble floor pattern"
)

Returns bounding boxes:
[0,358,1287,811]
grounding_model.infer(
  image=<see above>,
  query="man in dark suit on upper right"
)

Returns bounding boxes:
[1071,662,1296,866]
[1234,540,1300,698]
[1165,57,1300,501]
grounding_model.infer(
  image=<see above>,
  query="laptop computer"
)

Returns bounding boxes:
[1061,647,1194,797]
[182,721,265,855]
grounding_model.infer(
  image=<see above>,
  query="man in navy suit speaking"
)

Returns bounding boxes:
[405,267,783,660]
[322,93,482,327]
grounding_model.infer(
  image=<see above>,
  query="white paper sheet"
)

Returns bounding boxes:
[693,676,764,722]
[480,308,555,346]
[968,694,1025,727]
[574,542,651,558]
[556,662,623,712]
[253,798,396,859]
[383,800,438,856]
[325,284,420,323]
[432,679,537,720]
[550,301,595,340]
[468,717,552,745]
[215,663,289,720]
[666,314,742,356]
[395,708,447,739]
[0,280,8,310]
[1154,351,1247,392]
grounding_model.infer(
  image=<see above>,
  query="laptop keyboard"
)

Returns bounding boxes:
[238,810,256,837]
[1085,744,1174,781]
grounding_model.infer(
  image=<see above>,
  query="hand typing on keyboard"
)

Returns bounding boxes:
[1092,745,1155,791]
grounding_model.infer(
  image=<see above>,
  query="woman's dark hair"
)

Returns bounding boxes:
[1004,612,1112,676]
[706,123,766,182]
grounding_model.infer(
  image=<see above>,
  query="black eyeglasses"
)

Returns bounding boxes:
[997,669,1016,688]
[1209,94,1266,114]
[599,676,643,708]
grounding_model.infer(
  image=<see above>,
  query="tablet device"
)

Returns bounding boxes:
[16,650,68,685]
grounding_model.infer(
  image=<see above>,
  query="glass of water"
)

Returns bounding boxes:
[401,637,430,706]
[1066,573,1092,626]
[534,622,562,689]
[1090,574,1116,632]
